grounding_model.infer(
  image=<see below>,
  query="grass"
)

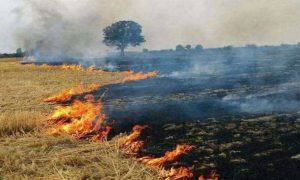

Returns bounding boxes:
[0,134,156,179]
[0,111,44,136]
[0,58,126,114]
[0,58,157,179]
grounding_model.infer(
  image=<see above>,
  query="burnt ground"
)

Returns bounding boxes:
[96,78,300,179]
[95,47,300,179]
[139,115,300,179]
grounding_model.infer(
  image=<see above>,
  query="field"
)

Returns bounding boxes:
[93,46,300,179]
[1,44,300,180]
[0,58,157,179]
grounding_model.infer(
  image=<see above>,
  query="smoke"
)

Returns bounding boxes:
[94,45,300,122]
[11,0,300,59]
[211,0,300,47]
[121,0,300,49]
[14,0,135,59]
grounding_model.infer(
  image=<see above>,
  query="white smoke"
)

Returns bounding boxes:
[11,0,300,58]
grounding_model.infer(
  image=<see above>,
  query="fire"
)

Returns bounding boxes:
[119,125,148,155]
[60,64,157,81]
[61,64,104,73]
[119,126,196,179]
[42,64,216,179]
[48,95,107,139]
[121,71,157,82]
[160,167,194,180]
[86,65,96,72]
[198,170,218,180]
[44,83,101,103]
[61,64,85,71]
[90,126,112,142]
[88,83,101,91]
[139,144,194,167]
[44,69,157,104]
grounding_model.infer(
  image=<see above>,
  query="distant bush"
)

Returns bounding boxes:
[185,45,192,50]
[245,44,257,49]
[223,46,233,51]
[176,45,185,52]
[0,53,17,58]
[16,48,23,57]
[194,45,203,52]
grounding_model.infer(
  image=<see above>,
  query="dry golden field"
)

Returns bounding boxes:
[0,58,156,179]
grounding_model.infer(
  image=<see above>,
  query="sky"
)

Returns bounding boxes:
[0,0,20,53]
[1,0,300,54]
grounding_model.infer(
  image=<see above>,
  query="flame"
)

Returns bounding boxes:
[139,144,194,167]
[86,65,96,72]
[121,71,157,82]
[90,126,112,142]
[87,83,101,91]
[46,71,156,104]
[160,167,194,180]
[45,67,156,103]
[119,125,148,155]
[198,170,218,180]
[48,95,106,139]
[44,83,101,103]
[120,126,196,179]
[41,64,215,179]
[61,64,104,73]
[60,64,156,80]
[61,64,85,71]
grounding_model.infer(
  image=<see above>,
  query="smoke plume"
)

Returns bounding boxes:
[14,0,135,59]
[12,0,300,59]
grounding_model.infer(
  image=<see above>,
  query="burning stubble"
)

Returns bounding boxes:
[42,65,217,179]
[44,65,157,140]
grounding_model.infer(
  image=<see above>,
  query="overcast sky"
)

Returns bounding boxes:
[1,0,300,54]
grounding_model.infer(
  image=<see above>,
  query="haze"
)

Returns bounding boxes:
[1,0,300,55]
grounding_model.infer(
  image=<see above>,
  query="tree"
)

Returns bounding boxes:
[103,21,145,57]
[223,45,233,51]
[176,45,185,52]
[194,45,203,52]
[246,44,257,49]
[185,45,192,50]
[16,48,23,57]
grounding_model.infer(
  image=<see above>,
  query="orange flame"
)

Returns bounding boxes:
[48,95,106,139]
[160,167,194,180]
[119,125,148,155]
[121,71,157,82]
[60,64,157,80]
[42,65,212,179]
[45,69,156,104]
[61,64,85,71]
[119,126,196,179]
[139,144,194,167]
[44,83,101,103]
[90,126,112,142]
[198,170,218,180]
[86,65,96,72]
[61,64,104,73]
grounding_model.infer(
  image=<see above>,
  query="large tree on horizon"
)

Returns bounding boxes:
[103,21,145,57]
